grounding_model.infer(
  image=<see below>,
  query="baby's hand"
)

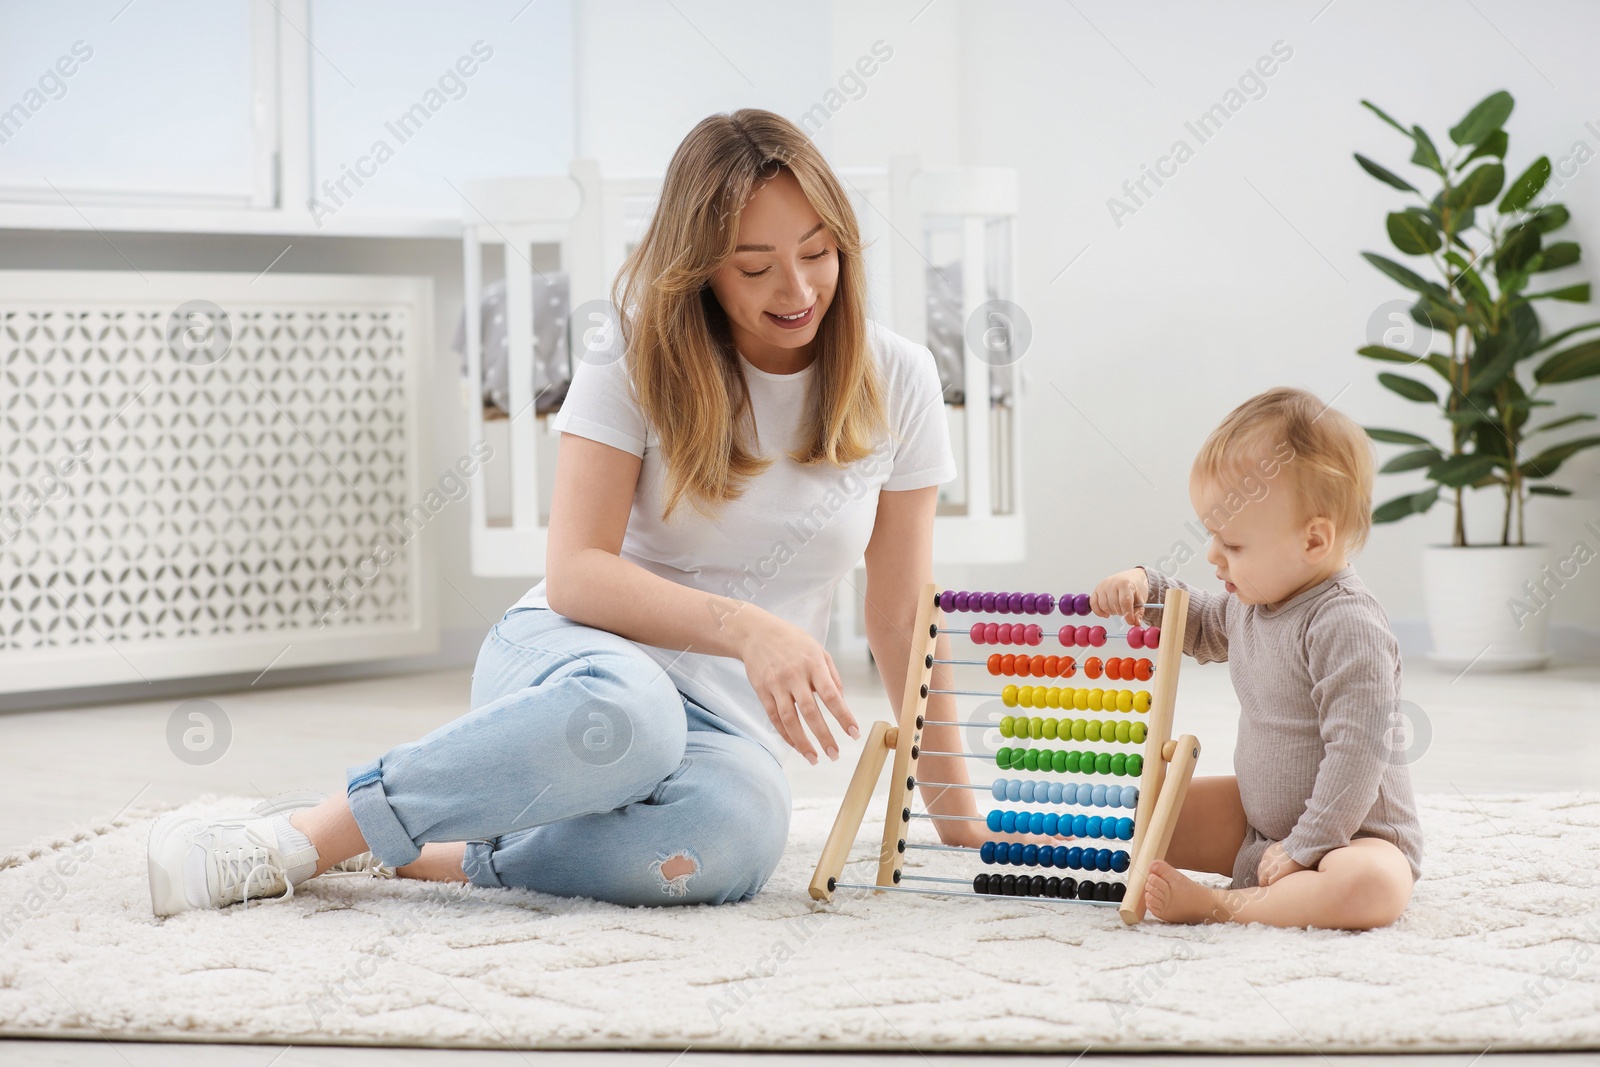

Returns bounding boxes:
[1257,841,1308,886]
[1091,568,1149,626]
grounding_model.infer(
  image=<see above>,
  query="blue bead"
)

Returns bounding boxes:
[1112,850,1130,872]
[1008,843,1024,865]
[987,810,1003,832]
[1006,779,1022,802]
[1039,846,1055,868]
[991,780,1006,801]
[1043,813,1059,835]
[1075,783,1092,805]
[1096,849,1112,871]
[981,841,996,863]
[1020,780,1036,803]
[1028,812,1045,835]
[1072,814,1088,837]
[1048,783,1064,804]
[1085,816,1102,839]
[1067,847,1083,868]
[1001,811,1017,833]
[1118,817,1135,840]
[1022,844,1039,865]
[1091,784,1107,807]
[1054,846,1070,867]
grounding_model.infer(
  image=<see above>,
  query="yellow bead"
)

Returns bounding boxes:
[1073,688,1089,711]
[1134,690,1152,713]
[1002,684,1019,708]
[1117,690,1134,713]
[1088,688,1104,712]
[1046,687,1062,709]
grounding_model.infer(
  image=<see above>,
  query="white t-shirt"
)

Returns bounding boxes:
[514,320,958,762]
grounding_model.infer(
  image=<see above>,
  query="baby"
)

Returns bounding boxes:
[1092,387,1423,929]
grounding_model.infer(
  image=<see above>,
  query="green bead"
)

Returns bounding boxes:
[1043,717,1059,740]
[1052,749,1069,773]
[1095,752,1112,775]
[1030,716,1044,740]
[1131,722,1147,744]
[1128,753,1144,776]
[1071,719,1087,742]
[995,746,1011,768]
[1115,720,1131,744]
[1110,753,1127,776]
[1064,750,1080,772]
[1023,748,1038,771]
[1086,720,1102,742]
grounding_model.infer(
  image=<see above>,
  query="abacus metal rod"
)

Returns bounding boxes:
[828,879,1121,906]
[909,812,986,822]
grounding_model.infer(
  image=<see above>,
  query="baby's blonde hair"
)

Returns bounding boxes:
[1192,387,1375,555]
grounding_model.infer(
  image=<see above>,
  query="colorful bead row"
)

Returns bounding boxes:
[980,841,1132,873]
[995,748,1145,777]
[973,873,1127,901]
[1000,715,1148,746]
[1000,687,1153,713]
[984,653,1154,682]
[989,779,1139,809]
[968,622,1162,648]
[937,590,1108,617]
[986,809,1136,841]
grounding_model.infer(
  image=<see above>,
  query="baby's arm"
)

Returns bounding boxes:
[1278,597,1402,871]
[1090,566,1231,663]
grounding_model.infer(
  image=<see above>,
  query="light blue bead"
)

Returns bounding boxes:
[1121,786,1139,808]
[1020,780,1037,803]
[1091,784,1107,807]
[991,780,1006,801]
[1047,782,1064,804]
[1072,783,1089,805]
[1006,779,1023,802]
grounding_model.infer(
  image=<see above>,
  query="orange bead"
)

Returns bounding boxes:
[1030,655,1047,677]
[1060,655,1077,678]
[1084,656,1103,680]
[1106,658,1122,681]
[1044,654,1060,677]
[1001,654,1016,675]
[988,653,1002,675]
[1135,658,1153,681]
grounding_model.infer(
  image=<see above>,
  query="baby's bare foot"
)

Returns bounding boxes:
[1144,860,1225,924]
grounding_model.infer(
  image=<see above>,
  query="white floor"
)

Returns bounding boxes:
[2,647,1597,1063]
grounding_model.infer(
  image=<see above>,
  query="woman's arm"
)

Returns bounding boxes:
[861,485,981,842]
[544,433,858,760]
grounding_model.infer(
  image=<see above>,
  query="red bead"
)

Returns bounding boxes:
[1025,624,1043,646]
[970,625,985,645]
[1127,627,1145,649]
[1075,625,1091,646]
[1058,624,1073,645]
[1089,625,1107,647]
[1146,626,1161,648]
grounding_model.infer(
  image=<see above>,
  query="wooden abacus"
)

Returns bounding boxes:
[810,583,1200,924]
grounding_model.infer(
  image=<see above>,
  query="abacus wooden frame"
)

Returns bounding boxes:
[807,581,1201,926]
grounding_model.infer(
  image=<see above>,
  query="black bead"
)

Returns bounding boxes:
[1029,875,1046,897]
[1061,877,1078,899]
[1001,874,1018,896]
[1111,882,1127,902]
[1046,876,1062,898]
[973,873,990,894]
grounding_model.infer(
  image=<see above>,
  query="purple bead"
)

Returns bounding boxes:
[953,590,970,611]
[1008,592,1024,613]
[1059,594,1073,615]
[981,592,997,612]
[1039,593,1056,614]
[1074,593,1091,615]
[1021,593,1038,614]
[996,592,1010,614]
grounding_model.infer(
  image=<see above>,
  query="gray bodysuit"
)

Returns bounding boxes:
[1140,565,1425,889]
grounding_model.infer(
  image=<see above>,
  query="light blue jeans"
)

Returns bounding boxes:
[344,604,792,906]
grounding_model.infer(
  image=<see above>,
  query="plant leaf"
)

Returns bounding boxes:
[1452,162,1505,209]
[1379,372,1439,403]
[1533,321,1600,352]
[1430,454,1505,486]
[1495,224,1542,278]
[1531,413,1596,434]
[1366,427,1435,446]
[1519,435,1600,477]
[1529,204,1569,233]
[1499,156,1552,213]
[1372,486,1440,523]
[1387,211,1442,254]
[1534,340,1600,383]
[1461,129,1509,167]
[1362,252,1447,297]
[1361,100,1412,137]
[1527,485,1572,496]
[1449,90,1514,146]
[1358,345,1428,365]
[1410,125,1444,173]
[1354,153,1418,192]
[1532,241,1580,271]
[1381,447,1445,472]
[1527,283,1591,302]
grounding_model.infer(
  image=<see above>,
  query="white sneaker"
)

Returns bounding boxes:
[245,791,396,880]
[147,809,319,917]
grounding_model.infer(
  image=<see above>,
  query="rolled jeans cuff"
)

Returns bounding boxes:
[461,840,503,888]
[345,757,423,868]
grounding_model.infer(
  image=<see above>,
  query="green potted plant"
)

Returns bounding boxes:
[1354,90,1600,670]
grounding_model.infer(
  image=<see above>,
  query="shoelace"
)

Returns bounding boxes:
[212,830,295,909]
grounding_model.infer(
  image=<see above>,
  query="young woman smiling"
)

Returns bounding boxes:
[148,109,991,914]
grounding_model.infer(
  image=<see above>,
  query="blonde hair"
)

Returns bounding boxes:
[1193,387,1375,554]
[613,108,889,522]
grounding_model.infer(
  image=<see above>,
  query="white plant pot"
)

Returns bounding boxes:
[1422,544,1551,671]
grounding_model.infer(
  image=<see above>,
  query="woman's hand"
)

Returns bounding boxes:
[1091,567,1149,626]
[1257,841,1308,886]
[737,608,859,764]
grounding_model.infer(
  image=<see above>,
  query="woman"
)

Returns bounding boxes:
[148,109,987,913]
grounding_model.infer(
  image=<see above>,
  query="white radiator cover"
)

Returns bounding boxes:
[0,270,437,694]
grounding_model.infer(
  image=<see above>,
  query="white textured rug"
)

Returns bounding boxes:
[0,791,1596,1054]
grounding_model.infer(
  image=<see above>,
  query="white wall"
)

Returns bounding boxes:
[952,0,1600,645]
